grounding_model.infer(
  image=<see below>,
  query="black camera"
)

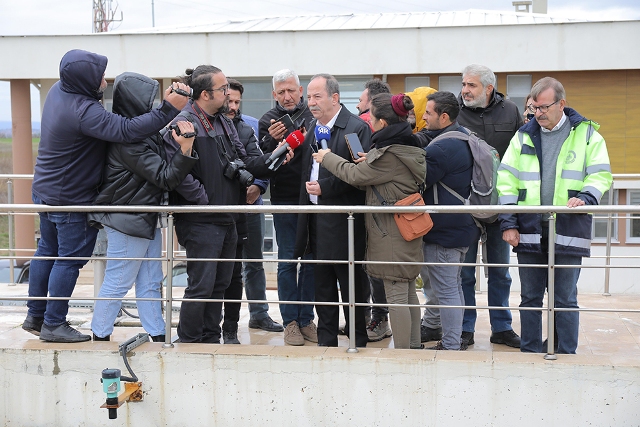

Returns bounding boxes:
[170,86,194,98]
[224,159,254,188]
[168,123,197,138]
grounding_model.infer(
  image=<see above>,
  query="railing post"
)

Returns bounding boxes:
[603,185,614,296]
[346,212,358,353]
[544,215,557,360]
[7,179,15,286]
[163,213,175,348]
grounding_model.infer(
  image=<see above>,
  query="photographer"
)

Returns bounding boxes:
[164,65,291,344]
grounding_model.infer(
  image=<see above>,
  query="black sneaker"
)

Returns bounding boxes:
[22,315,44,336]
[248,316,284,332]
[420,325,442,343]
[93,333,110,341]
[490,330,521,348]
[151,335,166,343]
[461,331,475,346]
[40,322,91,343]
[426,340,468,351]
[223,329,241,344]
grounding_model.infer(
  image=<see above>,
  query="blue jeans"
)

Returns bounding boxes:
[243,213,269,321]
[461,221,513,333]
[423,244,467,350]
[28,194,98,326]
[272,207,315,327]
[91,227,165,338]
[517,251,581,354]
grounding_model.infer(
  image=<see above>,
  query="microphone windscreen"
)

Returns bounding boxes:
[285,130,305,149]
[314,125,331,143]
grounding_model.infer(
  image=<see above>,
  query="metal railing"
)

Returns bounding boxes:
[1,201,640,359]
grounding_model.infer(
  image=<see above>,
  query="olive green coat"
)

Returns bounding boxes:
[321,144,426,281]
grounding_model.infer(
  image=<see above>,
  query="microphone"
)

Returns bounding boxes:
[315,125,331,150]
[265,129,304,171]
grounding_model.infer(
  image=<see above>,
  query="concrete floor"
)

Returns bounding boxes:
[1,271,639,363]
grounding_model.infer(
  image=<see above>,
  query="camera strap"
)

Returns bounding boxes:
[190,102,238,162]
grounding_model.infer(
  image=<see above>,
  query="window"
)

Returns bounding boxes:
[593,189,618,241]
[405,77,431,92]
[506,75,532,116]
[438,76,462,95]
[627,190,640,242]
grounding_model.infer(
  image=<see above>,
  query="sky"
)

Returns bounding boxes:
[1,0,639,122]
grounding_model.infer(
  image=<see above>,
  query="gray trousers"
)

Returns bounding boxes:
[383,279,421,349]
[422,243,468,350]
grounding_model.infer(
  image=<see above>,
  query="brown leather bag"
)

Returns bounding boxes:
[393,193,433,241]
[372,187,433,241]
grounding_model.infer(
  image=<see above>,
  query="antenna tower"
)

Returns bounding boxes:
[92,0,123,33]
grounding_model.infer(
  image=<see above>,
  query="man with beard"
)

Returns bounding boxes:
[166,65,288,343]
[259,69,316,346]
[220,78,283,344]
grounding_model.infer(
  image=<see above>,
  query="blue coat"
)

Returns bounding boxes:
[421,123,480,248]
[32,49,180,205]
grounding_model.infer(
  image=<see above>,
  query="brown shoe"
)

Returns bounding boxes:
[284,321,304,346]
[299,321,318,343]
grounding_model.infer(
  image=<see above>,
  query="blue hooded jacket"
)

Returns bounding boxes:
[32,49,180,205]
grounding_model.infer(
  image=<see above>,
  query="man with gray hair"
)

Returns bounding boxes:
[258,69,316,345]
[294,73,372,347]
[498,77,611,353]
[420,64,523,348]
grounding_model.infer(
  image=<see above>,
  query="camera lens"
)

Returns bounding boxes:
[236,169,255,188]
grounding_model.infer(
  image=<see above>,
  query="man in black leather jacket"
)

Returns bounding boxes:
[88,72,198,343]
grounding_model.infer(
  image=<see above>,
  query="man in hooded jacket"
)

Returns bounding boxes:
[23,49,190,343]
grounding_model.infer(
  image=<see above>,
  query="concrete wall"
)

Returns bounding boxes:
[1,344,638,426]
[1,21,639,80]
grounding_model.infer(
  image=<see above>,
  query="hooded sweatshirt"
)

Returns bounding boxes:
[32,49,180,205]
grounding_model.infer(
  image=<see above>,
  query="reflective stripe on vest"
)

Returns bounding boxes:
[555,233,591,250]
[519,233,541,245]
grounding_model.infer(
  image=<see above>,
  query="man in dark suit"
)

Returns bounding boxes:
[295,73,372,347]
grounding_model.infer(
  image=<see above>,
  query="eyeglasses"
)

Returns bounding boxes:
[207,84,229,95]
[527,100,559,114]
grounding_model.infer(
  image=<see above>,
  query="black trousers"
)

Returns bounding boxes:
[315,262,369,347]
[176,220,237,343]
[222,242,244,332]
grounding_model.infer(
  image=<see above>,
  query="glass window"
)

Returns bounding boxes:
[506,75,532,116]
[236,78,274,121]
[405,77,431,92]
[593,189,618,242]
[438,76,462,95]
[628,190,640,241]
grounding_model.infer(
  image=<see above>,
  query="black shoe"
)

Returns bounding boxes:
[22,315,44,336]
[151,335,165,342]
[426,340,468,351]
[223,329,241,344]
[461,331,475,346]
[490,330,521,348]
[248,316,284,332]
[93,333,110,341]
[40,322,91,343]
[420,325,443,343]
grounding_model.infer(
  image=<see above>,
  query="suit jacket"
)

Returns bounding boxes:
[294,105,372,261]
